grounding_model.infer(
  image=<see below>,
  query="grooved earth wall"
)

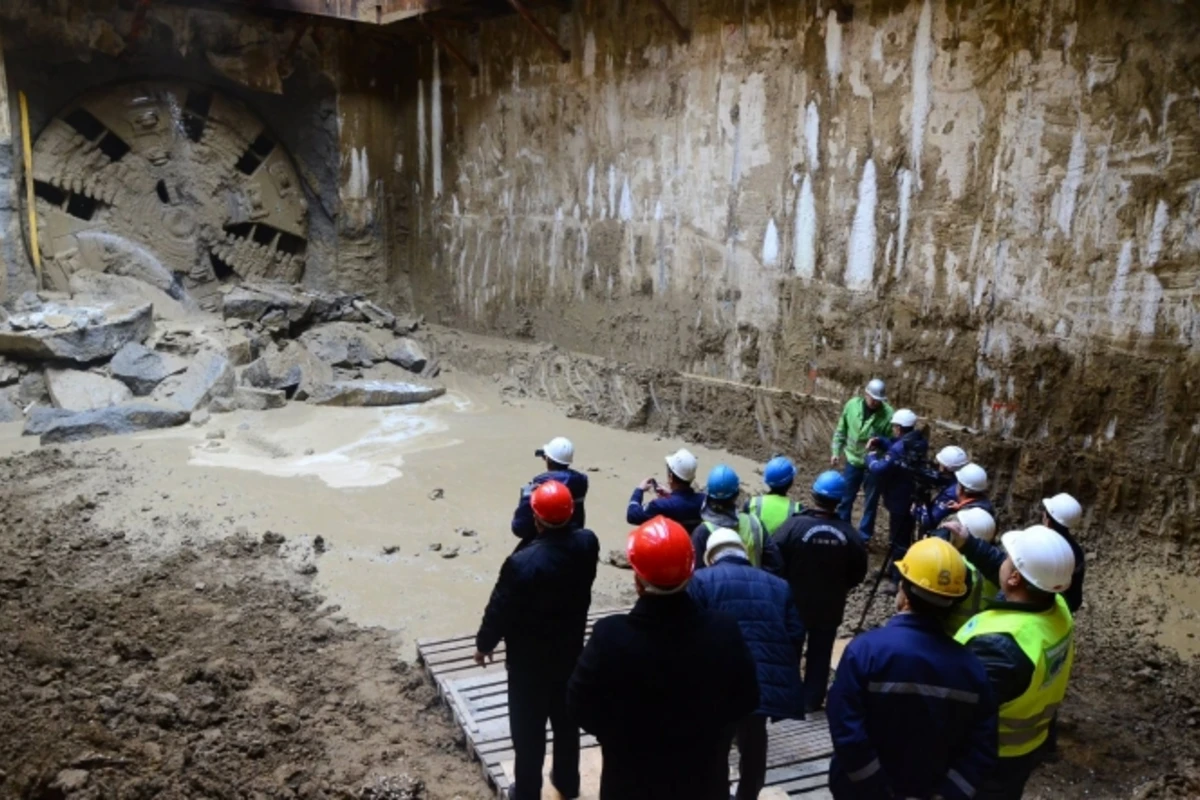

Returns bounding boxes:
[405,0,1200,553]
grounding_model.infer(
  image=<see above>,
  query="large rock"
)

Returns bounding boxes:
[0,356,19,387]
[299,323,386,368]
[0,302,153,364]
[353,299,395,328]
[111,343,190,396]
[46,369,133,411]
[307,380,445,407]
[152,351,235,413]
[241,342,334,399]
[23,407,74,435]
[0,392,21,423]
[234,386,287,411]
[221,284,312,325]
[32,402,190,444]
[386,339,428,373]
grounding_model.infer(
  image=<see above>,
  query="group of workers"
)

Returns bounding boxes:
[474,379,1088,800]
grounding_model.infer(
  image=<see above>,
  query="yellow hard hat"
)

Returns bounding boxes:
[896,537,969,606]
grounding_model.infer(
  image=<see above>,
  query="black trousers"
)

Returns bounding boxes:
[976,750,1040,800]
[508,666,580,800]
[734,714,768,800]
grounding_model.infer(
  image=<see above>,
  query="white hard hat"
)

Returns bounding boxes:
[704,528,745,565]
[541,436,575,466]
[955,462,988,493]
[891,408,918,428]
[665,448,698,483]
[865,378,887,401]
[1000,525,1076,593]
[1042,493,1082,529]
[936,445,969,470]
[956,507,997,543]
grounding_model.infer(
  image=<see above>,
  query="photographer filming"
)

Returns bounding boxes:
[865,409,929,583]
[511,437,589,544]
[914,445,971,534]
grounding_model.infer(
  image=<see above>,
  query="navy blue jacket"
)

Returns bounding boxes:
[476,526,600,675]
[828,613,998,800]
[773,509,869,630]
[568,593,759,800]
[688,554,805,720]
[511,468,589,540]
[915,478,958,532]
[627,484,705,531]
[866,430,929,514]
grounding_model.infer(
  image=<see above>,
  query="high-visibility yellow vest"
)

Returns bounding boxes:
[955,595,1075,757]
[943,562,1000,636]
[704,515,764,567]
[747,495,802,535]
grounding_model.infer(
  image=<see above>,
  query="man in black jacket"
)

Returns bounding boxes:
[568,516,759,800]
[476,481,600,800]
[773,470,869,712]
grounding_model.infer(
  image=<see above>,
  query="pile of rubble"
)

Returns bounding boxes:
[0,275,443,444]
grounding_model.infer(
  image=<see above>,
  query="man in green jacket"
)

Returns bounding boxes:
[830,378,894,541]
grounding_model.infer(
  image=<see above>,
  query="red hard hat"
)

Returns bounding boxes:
[627,516,695,591]
[531,480,574,527]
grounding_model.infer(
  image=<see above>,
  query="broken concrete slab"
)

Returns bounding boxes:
[33,402,190,444]
[240,341,333,399]
[46,369,133,412]
[152,350,235,413]
[68,270,192,322]
[386,339,428,373]
[221,284,312,325]
[0,302,153,364]
[234,386,287,411]
[111,343,190,396]
[306,380,445,407]
[353,299,395,328]
[298,323,386,368]
[23,407,74,435]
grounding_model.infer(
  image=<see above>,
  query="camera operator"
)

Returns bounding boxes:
[914,445,971,534]
[865,409,928,580]
[511,437,589,545]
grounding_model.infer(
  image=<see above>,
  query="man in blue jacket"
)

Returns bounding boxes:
[477,481,600,800]
[914,445,970,534]
[827,537,997,800]
[689,529,805,800]
[866,408,928,575]
[627,447,705,531]
[511,436,589,543]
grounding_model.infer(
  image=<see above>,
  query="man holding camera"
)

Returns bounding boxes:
[511,436,589,544]
[865,409,928,578]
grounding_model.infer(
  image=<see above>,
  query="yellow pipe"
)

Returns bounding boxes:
[19,90,41,289]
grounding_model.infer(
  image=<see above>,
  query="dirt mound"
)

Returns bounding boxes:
[0,448,488,800]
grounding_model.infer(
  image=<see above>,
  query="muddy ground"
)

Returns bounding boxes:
[0,365,1198,798]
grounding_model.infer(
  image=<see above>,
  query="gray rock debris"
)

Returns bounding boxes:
[299,323,386,368]
[221,284,312,326]
[0,302,152,364]
[234,386,287,411]
[30,402,190,444]
[0,392,21,423]
[110,342,190,396]
[46,369,133,412]
[152,350,235,413]
[241,341,333,400]
[0,356,19,386]
[386,339,428,373]
[353,299,395,328]
[306,380,445,408]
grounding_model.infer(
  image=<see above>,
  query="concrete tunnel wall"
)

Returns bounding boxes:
[400,0,1200,553]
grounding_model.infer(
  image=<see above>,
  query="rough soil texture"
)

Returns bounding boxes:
[0,447,488,800]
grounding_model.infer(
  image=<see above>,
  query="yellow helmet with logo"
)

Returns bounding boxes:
[896,537,969,606]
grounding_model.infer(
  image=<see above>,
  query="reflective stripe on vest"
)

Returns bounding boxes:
[955,595,1075,758]
[704,516,764,567]
[747,495,800,535]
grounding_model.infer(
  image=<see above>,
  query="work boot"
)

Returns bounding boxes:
[550,778,580,799]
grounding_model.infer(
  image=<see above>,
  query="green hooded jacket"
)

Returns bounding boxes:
[831,396,895,467]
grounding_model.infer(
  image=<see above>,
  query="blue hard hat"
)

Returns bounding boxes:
[812,470,846,502]
[763,456,796,489]
[706,464,741,501]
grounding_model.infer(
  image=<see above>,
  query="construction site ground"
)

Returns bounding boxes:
[1,366,1198,799]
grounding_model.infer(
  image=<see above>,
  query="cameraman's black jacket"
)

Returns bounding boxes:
[866,430,930,514]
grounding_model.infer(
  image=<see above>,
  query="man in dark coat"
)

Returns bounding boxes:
[511,436,589,543]
[568,516,758,800]
[476,481,600,800]
[773,470,869,711]
[688,529,805,800]
[866,408,929,572]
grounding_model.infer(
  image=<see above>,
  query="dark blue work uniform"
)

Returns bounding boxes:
[511,469,589,540]
[626,484,705,532]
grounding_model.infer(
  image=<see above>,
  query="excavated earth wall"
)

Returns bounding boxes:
[403,0,1200,560]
